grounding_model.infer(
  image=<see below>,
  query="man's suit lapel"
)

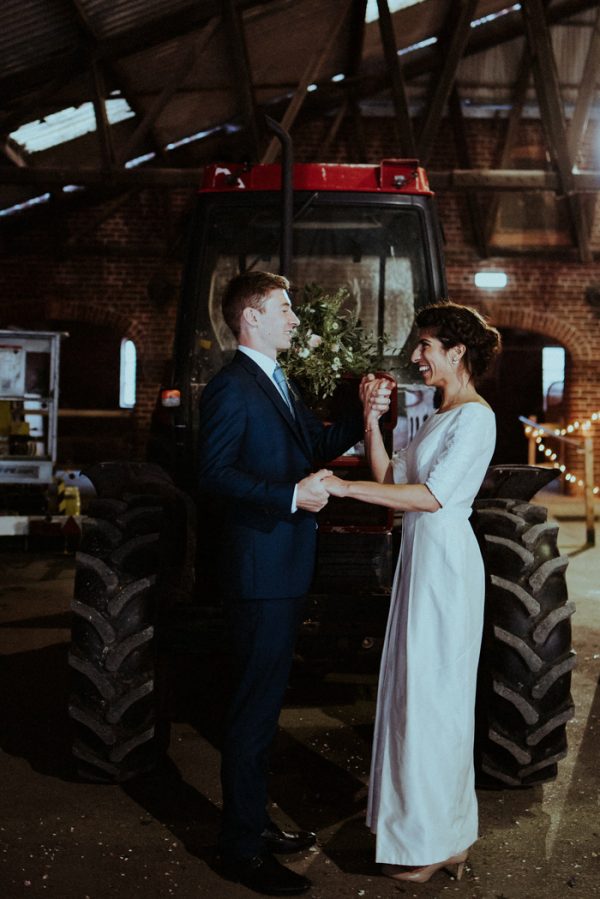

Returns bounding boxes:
[234,352,312,455]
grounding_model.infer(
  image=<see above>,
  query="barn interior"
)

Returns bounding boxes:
[0,2,599,897]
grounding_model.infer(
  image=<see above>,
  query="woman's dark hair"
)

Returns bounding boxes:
[415,301,501,378]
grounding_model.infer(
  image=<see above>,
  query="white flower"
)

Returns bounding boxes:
[308,334,322,348]
[300,348,310,359]
[332,357,341,370]
[331,342,339,352]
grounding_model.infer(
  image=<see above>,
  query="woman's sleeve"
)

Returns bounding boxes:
[391,448,409,484]
[425,406,496,506]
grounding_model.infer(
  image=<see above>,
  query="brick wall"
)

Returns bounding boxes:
[0,116,598,488]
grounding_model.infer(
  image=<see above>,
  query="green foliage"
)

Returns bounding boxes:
[282,284,388,400]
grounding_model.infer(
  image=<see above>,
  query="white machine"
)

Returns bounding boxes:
[0,329,80,540]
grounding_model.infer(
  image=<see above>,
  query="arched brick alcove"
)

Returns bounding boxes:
[480,304,585,364]
[0,299,140,345]
[478,302,598,486]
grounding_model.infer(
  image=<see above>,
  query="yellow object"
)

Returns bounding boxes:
[57,481,81,516]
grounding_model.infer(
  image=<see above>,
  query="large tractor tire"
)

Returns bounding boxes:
[68,463,195,782]
[472,466,575,788]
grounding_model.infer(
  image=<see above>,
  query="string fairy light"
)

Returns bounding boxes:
[523,423,600,495]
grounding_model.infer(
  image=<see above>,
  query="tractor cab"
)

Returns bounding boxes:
[150,159,446,480]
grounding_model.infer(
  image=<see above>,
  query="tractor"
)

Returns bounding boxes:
[68,149,574,790]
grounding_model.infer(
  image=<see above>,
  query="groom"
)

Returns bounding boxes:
[198,271,383,895]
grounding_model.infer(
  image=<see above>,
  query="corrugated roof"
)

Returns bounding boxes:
[82,0,197,40]
[0,0,78,76]
[0,0,598,217]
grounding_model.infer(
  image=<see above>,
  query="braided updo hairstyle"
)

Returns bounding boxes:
[415,301,501,379]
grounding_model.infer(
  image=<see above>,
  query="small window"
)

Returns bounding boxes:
[542,346,565,413]
[120,338,136,408]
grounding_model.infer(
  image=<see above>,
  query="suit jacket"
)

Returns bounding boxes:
[197,350,363,600]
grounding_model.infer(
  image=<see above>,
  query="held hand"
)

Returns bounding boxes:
[323,475,349,498]
[296,469,333,512]
[360,374,394,422]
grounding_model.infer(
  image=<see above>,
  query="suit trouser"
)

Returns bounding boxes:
[219,594,307,860]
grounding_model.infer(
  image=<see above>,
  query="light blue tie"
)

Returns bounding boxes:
[273,364,295,416]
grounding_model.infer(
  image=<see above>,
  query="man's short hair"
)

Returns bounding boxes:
[222,271,290,338]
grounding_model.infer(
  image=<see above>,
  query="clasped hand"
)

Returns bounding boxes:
[323,375,394,500]
[296,469,333,512]
[296,374,394,511]
[360,373,394,428]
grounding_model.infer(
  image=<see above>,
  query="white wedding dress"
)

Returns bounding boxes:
[367,402,496,865]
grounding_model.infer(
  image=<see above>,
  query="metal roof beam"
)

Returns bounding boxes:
[261,0,352,164]
[350,0,599,116]
[0,137,29,168]
[418,0,479,165]
[61,0,169,164]
[521,0,591,262]
[567,5,600,162]
[89,60,116,168]
[0,166,202,187]
[115,48,196,166]
[3,166,600,192]
[429,168,600,191]
[485,50,531,245]
[323,0,368,162]
[448,86,488,257]
[221,0,262,161]
[376,0,416,156]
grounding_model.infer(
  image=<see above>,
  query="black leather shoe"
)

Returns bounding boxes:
[262,821,317,854]
[219,851,311,896]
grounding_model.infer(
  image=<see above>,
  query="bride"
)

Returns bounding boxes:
[325,301,501,883]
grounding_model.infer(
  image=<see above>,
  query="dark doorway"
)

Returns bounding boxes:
[478,328,567,464]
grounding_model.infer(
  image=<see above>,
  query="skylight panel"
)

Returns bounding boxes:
[471,5,521,29]
[9,99,135,154]
[365,0,426,23]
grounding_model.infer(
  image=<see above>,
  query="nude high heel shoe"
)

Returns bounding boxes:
[381,850,468,883]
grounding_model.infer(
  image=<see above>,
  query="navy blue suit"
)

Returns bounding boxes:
[198,350,362,859]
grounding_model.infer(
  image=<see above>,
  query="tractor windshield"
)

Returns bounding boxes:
[184,192,444,385]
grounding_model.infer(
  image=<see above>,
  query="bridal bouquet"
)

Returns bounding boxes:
[283,284,387,401]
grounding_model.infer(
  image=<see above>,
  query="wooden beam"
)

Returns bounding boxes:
[340,0,368,162]
[89,60,116,168]
[428,168,600,190]
[0,166,202,187]
[6,161,600,199]
[347,0,600,128]
[485,50,531,244]
[5,165,600,192]
[261,0,352,164]
[418,0,479,164]
[376,0,416,156]
[521,0,591,261]
[221,0,262,161]
[448,86,487,257]
[567,5,600,162]
[1,138,29,168]
[115,48,196,165]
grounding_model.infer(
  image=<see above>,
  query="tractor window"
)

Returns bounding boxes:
[198,200,434,375]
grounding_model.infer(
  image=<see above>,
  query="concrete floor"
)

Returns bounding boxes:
[0,493,598,899]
